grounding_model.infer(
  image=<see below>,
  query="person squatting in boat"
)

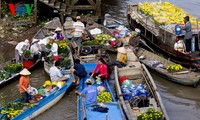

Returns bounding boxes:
[75,79,98,104]
[90,58,108,83]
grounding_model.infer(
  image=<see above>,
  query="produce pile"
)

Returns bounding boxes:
[137,108,163,120]
[82,34,114,46]
[97,91,112,102]
[166,64,183,72]
[0,101,32,119]
[138,2,200,25]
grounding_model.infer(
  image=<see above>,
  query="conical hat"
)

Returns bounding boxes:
[55,27,62,32]
[117,47,127,54]
[31,38,39,44]
[20,68,31,75]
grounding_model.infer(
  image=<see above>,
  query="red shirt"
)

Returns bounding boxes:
[92,64,108,78]
[19,76,30,93]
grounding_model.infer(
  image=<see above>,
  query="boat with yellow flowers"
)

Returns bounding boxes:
[127,2,200,69]
[135,47,200,87]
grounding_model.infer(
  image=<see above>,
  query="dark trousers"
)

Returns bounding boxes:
[185,39,191,52]
[21,92,29,103]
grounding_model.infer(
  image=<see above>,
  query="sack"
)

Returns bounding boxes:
[92,105,109,113]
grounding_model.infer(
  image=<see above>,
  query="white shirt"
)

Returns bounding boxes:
[49,66,63,82]
[51,43,58,56]
[73,21,85,37]
[15,42,29,55]
[30,43,40,55]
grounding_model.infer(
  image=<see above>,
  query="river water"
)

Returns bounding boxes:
[1,0,200,120]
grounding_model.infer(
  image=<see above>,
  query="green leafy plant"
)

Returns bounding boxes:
[60,58,71,69]
[46,43,52,49]
[137,108,163,120]
[55,40,69,54]
[24,50,31,59]
[4,62,23,73]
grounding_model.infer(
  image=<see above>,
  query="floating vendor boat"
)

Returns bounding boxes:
[0,69,72,120]
[114,47,169,120]
[127,2,200,69]
[0,18,63,87]
[135,47,200,87]
[77,63,125,120]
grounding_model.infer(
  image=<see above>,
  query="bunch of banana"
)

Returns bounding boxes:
[138,2,200,25]
[97,91,112,102]
[1,109,23,119]
[95,34,113,45]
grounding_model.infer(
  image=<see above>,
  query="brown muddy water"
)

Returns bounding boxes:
[1,0,200,120]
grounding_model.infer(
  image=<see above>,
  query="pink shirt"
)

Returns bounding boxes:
[92,64,108,78]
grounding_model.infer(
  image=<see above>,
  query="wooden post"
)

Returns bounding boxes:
[0,0,1,19]
[34,0,38,24]
[60,11,64,24]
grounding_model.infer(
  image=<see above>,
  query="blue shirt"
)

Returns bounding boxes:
[74,64,87,77]
[81,85,98,103]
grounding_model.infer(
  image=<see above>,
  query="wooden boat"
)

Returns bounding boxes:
[127,3,200,69]
[0,68,73,120]
[77,63,125,120]
[135,47,200,87]
[114,47,169,120]
[0,17,63,87]
[85,21,122,52]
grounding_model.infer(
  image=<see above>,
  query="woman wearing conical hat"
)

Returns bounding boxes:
[53,27,64,40]
[19,68,31,103]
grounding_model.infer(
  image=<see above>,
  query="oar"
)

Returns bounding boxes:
[139,39,156,53]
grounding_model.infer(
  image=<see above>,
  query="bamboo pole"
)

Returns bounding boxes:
[34,0,37,24]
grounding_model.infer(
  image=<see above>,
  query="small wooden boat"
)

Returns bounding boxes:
[114,47,169,120]
[0,17,63,87]
[77,63,125,120]
[127,3,200,69]
[135,47,200,86]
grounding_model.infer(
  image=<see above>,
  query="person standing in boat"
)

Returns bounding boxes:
[49,61,70,82]
[30,38,41,61]
[181,16,193,53]
[49,37,59,61]
[75,79,98,104]
[90,58,108,82]
[69,16,85,56]
[70,59,87,85]
[15,39,30,63]
[19,68,31,103]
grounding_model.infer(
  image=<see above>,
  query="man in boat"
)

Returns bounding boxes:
[69,16,85,56]
[63,17,74,40]
[30,38,41,61]
[15,39,30,63]
[181,16,193,53]
[75,79,98,104]
[49,37,59,61]
[70,59,87,85]
[49,61,70,82]
[19,68,32,103]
